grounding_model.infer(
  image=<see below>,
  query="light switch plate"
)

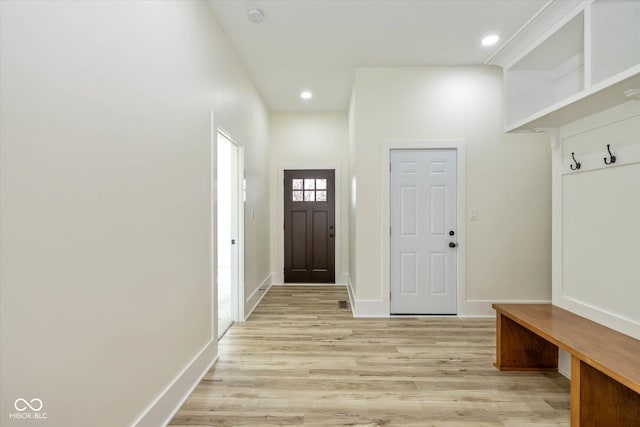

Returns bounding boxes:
[469,208,478,221]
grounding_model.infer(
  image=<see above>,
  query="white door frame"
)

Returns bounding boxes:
[381,140,466,316]
[211,112,245,342]
[277,163,342,284]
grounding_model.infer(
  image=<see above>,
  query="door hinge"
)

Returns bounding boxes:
[390,227,392,237]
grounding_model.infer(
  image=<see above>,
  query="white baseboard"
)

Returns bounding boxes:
[133,339,218,427]
[352,299,388,318]
[346,275,355,314]
[271,272,284,284]
[345,275,388,318]
[336,273,348,285]
[272,275,550,320]
[554,296,640,340]
[461,299,552,317]
[244,274,273,320]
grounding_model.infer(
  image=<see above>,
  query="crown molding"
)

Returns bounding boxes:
[486,0,585,67]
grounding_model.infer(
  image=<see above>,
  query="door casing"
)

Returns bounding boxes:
[277,164,342,285]
[381,141,466,316]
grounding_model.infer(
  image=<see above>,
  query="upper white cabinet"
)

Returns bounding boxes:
[504,0,640,132]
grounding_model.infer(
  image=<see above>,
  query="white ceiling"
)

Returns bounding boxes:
[209,0,549,112]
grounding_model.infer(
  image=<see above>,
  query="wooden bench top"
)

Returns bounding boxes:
[493,303,640,395]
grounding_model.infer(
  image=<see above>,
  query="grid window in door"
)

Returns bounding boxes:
[291,178,327,202]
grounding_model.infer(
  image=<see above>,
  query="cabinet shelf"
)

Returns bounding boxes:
[506,65,640,132]
[504,0,640,132]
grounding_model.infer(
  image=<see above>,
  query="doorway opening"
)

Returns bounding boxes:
[217,130,241,339]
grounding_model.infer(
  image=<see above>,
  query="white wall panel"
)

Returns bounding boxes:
[554,101,640,339]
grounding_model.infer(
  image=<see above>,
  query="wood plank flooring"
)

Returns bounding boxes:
[170,286,570,426]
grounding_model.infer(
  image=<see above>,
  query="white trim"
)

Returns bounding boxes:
[381,140,466,316]
[351,299,388,318]
[346,274,355,315]
[133,339,218,427]
[244,274,273,320]
[277,163,343,284]
[484,0,555,65]
[464,299,553,318]
[555,296,640,340]
[489,0,587,68]
[210,112,218,342]
[345,275,387,318]
[504,1,588,71]
[584,1,592,88]
[236,142,245,322]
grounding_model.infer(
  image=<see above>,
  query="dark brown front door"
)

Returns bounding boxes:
[284,170,335,283]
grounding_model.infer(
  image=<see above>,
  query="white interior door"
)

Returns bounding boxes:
[390,149,457,314]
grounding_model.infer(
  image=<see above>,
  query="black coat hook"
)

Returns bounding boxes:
[604,144,616,165]
[570,152,581,170]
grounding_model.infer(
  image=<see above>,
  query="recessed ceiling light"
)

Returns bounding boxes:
[482,34,500,46]
[300,91,313,100]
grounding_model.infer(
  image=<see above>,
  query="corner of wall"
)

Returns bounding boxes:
[346,274,387,318]
[336,273,349,285]
[133,340,218,427]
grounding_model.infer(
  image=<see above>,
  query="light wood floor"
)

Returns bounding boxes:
[170,286,570,426]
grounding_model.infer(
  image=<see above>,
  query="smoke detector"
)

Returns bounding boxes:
[247,8,264,24]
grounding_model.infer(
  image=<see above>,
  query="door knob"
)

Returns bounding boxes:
[449,242,457,248]
[449,230,455,236]
[329,234,334,238]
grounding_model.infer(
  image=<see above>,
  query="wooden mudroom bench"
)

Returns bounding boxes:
[492,303,640,427]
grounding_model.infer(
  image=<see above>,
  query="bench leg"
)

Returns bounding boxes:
[571,355,640,427]
[570,355,580,426]
[495,312,558,370]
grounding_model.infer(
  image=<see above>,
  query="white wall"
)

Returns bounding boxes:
[269,112,349,283]
[0,1,269,426]
[349,66,552,315]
